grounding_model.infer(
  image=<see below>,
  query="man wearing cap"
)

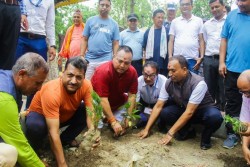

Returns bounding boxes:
[0,0,28,70]
[164,3,177,35]
[120,13,144,76]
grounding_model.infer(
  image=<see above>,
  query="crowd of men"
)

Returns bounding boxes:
[0,0,250,166]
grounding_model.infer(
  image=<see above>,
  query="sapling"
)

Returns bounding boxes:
[120,102,141,129]
[224,115,248,133]
[80,91,102,151]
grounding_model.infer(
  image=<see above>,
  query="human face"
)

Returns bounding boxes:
[237,78,250,98]
[168,60,188,83]
[180,0,193,15]
[127,19,138,31]
[73,13,82,26]
[142,66,157,86]
[167,9,176,22]
[153,12,165,28]
[209,0,225,20]
[237,0,250,14]
[113,50,132,74]
[62,64,85,94]
[98,0,111,18]
[17,68,47,95]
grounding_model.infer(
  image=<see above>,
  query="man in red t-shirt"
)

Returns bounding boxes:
[91,46,138,136]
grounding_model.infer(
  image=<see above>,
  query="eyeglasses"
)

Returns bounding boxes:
[180,3,191,7]
[99,4,110,8]
[143,73,156,79]
[239,90,250,96]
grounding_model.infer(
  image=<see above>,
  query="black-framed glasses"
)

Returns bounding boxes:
[143,73,156,79]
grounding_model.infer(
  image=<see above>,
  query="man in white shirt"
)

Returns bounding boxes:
[138,56,223,150]
[202,0,226,115]
[168,0,205,74]
[135,61,167,128]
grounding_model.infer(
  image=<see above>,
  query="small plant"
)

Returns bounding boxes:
[80,91,102,151]
[224,115,248,133]
[120,102,141,128]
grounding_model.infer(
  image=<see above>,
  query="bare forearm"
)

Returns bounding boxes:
[100,98,114,120]
[199,35,205,58]
[145,101,164,131]
[219,38,227,64]
[80,37,88,57]
[127,93,136,114]
[168,36,174,57]
[113,40,119,56]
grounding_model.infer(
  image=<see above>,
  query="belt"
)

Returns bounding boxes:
[20,32,46,39]
[0,0,18,5]
[205,54,219,59]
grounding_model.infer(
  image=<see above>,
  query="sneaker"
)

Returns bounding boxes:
[222,134,238,149]
[200,142,212,150]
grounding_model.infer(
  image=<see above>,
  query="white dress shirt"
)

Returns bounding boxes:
[169,15,203,59]
[202,15,227,56]
[22,0,55,46]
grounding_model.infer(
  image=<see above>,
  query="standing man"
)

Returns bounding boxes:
[0,53,49,167]
[80,0,120,80]
[15,0,56,62]
[91,46,138,137]
[58,9,85,64]
[202,0,226,112]
[143,9,168,77]
[25,57,99,167]
[120,13,144,76]
[138,56,223,150]
[168,0,205,74]
[164,3,177,34]
[219,0,250,149]
[136,61,167,128]
[0,0,28,70]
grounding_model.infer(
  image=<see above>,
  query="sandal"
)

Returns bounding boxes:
[62,139,80,148]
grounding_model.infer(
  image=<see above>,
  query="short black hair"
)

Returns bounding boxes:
[65,56,88,74]
[225,5,231,13]
[143,61,159,74]
[209,0,224,5]
[169,55,188,69]
[179,0,193,5]
[117,45,133,57]
[99,0,111,4]
[153,9,165,18]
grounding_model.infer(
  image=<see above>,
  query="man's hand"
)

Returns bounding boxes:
[243,145,250,165]
[240,123,250,136]
[158,133,172,145]
[111,121,124,136]
[58,56,63,67]
[92,136,101,150]
[49,47,56,61]
[21,15,28,30]
[137,129,149,139]
[42,159,50,167]
[219,62,227,78]
[193,58,203,70]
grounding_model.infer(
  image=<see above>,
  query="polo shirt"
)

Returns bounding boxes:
[119,28,144,61]
[202,15,226,56]
[137,74,167,104]
[240,95,250,123]
[221,9,250,73]
[91,61,138,111]
[169,15,203,59]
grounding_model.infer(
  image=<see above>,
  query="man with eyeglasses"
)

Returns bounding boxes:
[219,0,250,149]
[135,61,167,128]
[91,46,138,137]
[235,70,250,164]
[80,0,120,80]
[120,13,144,76]
[168,0,205,74]
[138,56,223,150]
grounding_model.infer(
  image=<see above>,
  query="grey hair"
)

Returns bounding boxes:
[12,52,49,76]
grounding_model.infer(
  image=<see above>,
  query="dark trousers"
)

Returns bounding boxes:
[0,2,20,70]
[25,103,87,150]
[158,105,223,144]
[203,56,225,110]
[224,70,242,134]
[187,59,199,74]
[131,59,143,77]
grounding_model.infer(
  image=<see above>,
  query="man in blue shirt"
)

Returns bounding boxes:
[219,0,250,149]
[0,0,28,70]
[80,0,120,80]
[120,13,144,76]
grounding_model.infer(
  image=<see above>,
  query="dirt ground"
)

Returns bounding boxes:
[39,126,247,167]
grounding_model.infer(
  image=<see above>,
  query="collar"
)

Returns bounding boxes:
[126,28,140,33]
[211,14,227,22]
[180,14,194,21]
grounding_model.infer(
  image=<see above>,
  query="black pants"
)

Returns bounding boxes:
[224,70,242,134]
[0,2,20,69]
[203,56,225,110]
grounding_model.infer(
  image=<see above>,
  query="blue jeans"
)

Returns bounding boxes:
[25,103,87,150]
[158,104,223,144]
[187,59,199,74]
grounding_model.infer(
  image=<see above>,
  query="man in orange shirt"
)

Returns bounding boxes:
[25,56,98,167]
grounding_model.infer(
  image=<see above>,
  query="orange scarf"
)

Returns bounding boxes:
[60,22,85,58]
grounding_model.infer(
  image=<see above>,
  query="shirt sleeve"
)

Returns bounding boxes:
[158,80,169,101]
[18,0,27,15]
[198,18,204,34]
[113,22,120,41]
[83,18,90,37]
[240,96,250,122]
[188,81,207,104]
[45,1,56,46]
[221,16,229,38]
[202,24,207,42]
[169,19,176,35]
